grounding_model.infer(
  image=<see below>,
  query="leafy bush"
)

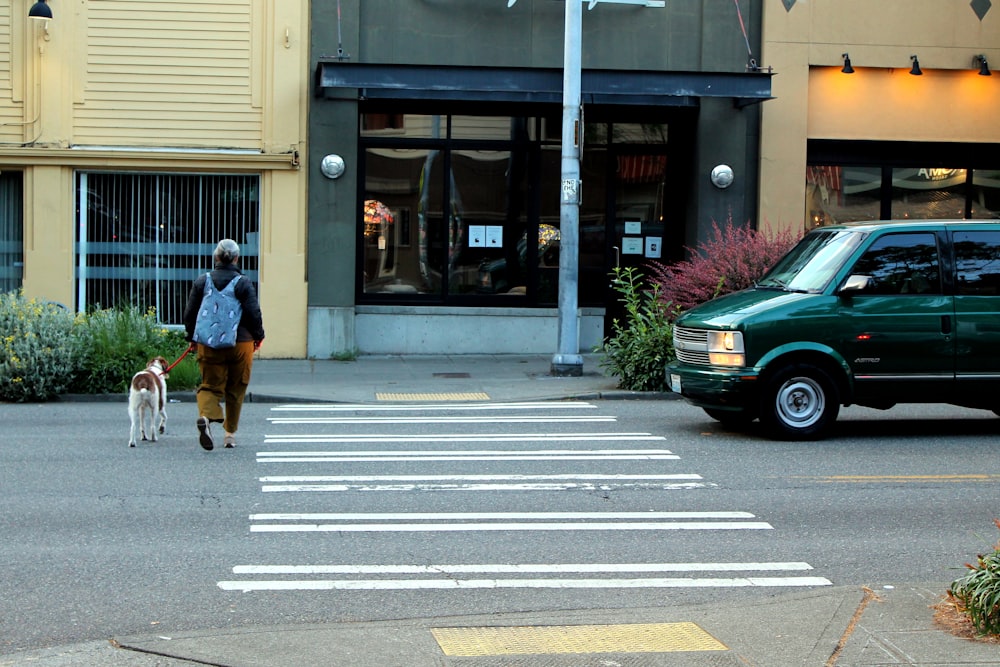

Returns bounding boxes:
[948,519,1000,636]
[70,306,198,394]
[648,218,801,318]
[0,291,81,402]
[597,266,677,392]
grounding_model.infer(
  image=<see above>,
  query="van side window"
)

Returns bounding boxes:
[955,231,1000,295]
[848,232,941,295]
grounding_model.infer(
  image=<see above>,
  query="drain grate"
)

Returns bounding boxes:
[433,372,472,378]
[431,622,728,657]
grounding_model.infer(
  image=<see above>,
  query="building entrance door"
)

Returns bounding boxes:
[604,151,669,334]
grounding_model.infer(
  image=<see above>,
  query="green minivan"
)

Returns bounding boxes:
[666,220,1000,440]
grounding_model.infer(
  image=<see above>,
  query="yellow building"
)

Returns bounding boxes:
[761,0,1000,232]
[1,0,308,357]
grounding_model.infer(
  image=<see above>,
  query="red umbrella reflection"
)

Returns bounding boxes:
[364,199,394,237]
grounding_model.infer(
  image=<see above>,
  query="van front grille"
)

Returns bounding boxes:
[673,327,711,366]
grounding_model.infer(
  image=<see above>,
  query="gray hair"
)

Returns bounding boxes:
[213,239,240,265]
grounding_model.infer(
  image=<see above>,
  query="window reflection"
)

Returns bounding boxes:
[806,165,879,227]
[971,170,1000,219]
[363,147,444,295]
[807,164,1000,228]
[891,168,966,220]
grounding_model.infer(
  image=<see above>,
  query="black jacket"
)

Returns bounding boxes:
[183,264,265,343]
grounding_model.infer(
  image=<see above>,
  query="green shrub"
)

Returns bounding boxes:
[70,306,199,394]
[596,266,676,392]
[0,291,81,402]
[948,519,1000,636]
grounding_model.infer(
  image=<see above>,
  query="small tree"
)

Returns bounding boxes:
[648,218,801,319]
[597,266,676,392]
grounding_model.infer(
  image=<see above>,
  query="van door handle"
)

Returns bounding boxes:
[941,315,952,335]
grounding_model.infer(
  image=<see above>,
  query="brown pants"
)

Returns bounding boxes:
[195,341,255,434]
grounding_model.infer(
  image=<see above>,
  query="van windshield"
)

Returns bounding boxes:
[756,230,865,293]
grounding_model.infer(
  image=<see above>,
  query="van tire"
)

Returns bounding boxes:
[760,363,840,440]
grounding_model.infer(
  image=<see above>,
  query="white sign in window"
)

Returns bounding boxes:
[645,236,662,259]
[486,226,503,247]
[468,225,486,248]
[622,237,643,255]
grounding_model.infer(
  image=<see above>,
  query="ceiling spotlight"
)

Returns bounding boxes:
[909,55,923,76]
[28,0,52,20]
[841,53,854,74]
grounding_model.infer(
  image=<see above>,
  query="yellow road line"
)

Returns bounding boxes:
[796,474,1000,484]
[430,622,728,656]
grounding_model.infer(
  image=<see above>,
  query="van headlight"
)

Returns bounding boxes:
[707,331,745,367]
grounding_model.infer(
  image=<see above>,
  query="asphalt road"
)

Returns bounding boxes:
[2,398,998,655]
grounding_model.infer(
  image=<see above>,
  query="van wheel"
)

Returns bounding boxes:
[760,363,840,440]
[703,408,756,428]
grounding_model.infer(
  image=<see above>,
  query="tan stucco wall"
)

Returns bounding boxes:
[761,0,1000,232]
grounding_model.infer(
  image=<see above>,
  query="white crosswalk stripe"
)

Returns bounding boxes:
[257,447,679,463]
[258,472,712,492]
[220,401,833,594]
[218,562,830,592]
[248,511,773,533]
[268,415,617,424]
[270,401,598,412]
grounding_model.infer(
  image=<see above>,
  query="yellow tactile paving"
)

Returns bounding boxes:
[375,392,490,401]
[430,622,728,656]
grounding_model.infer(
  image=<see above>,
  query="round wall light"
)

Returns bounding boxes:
[320,154,345,179]
[711,164,734,189]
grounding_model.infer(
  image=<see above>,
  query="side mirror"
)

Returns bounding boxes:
[839,274,874,294]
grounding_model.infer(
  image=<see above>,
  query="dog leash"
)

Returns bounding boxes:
[165,343,196,373]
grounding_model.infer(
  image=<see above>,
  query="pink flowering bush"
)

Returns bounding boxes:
[648,218,801,319]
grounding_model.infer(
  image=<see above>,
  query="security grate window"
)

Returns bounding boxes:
[0,172,24,294]
[75,172,260,325]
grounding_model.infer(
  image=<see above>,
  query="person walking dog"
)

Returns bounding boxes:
[183,239,265,451]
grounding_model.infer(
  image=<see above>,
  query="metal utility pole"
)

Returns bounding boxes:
[507,0,664,377]
[550,0,584,377]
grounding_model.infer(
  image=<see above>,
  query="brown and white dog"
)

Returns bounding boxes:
[128,356,169,447]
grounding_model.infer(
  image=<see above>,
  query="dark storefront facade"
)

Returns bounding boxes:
[307,1,771,356]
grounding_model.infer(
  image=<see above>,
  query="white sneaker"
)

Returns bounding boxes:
[197,416,214,451]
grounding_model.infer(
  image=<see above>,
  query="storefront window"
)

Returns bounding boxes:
[360,113,667,306]
[806,165,879,227]
[363,147,444,295]
[361,113,442,139]
[0,172,23,293]
[75,172,260,324]
[610,123,668,144]
[971,170,1000,219]
[891,168,967,220]
[807,162,1000,227]
[449,150,524,295]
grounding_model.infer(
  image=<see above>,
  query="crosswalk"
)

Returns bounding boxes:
[218,401,831,593]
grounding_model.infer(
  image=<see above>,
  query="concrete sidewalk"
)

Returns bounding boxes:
[3,583,992,666]
[9,354,997,666]
[243,353,647,404]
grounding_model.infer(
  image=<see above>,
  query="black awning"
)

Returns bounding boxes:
[315,62,773,108]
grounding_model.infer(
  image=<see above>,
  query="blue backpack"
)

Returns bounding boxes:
[192,274,243,349]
